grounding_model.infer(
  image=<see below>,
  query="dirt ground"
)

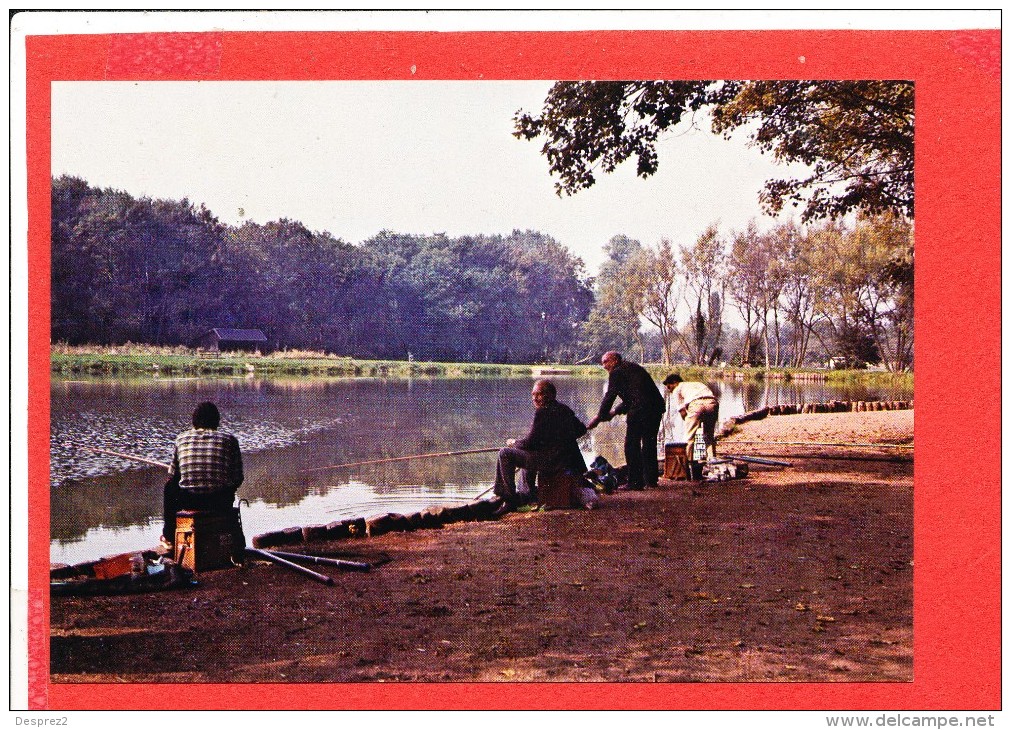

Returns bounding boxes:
[50,409,913,685]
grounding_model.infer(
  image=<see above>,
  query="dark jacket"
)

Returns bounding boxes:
[596,360,665,422]
[515,400,588,474]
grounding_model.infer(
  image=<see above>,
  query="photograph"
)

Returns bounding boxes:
[12,9,1001,715]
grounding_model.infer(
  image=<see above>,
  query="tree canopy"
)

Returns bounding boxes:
[51,176,593,363]
[514,80,914,221]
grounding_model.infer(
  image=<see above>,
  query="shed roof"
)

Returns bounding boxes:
[207,328,268,342]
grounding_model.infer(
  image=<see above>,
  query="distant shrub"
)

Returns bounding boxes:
[271,349,344,360]
[51,341,194,356]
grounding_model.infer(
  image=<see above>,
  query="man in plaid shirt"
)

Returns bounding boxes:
[162,401,244,547]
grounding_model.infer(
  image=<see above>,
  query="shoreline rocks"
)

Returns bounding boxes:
[251,498,499,549]
[717,399,912,438]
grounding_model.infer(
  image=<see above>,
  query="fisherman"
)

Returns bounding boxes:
[663,372,720,476]
[161,401,244,549]
[491,379,588,518]
[586,351,665,490]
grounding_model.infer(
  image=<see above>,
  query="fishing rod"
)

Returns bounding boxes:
[726,440,913,450]
[67,443,169,469]
[266,550,371,572]
[729,451,911,464]
[720,454,793,468]
[300,446,501,474]
[246,548,334,585]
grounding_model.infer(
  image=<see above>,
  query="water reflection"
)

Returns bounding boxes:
[50,374,911,565]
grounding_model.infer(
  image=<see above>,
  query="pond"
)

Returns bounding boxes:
[50,374,912,565]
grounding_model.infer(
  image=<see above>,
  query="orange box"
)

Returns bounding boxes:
[92,552,134,580]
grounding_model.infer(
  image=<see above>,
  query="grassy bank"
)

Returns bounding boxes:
[49,345,599,379]
[50,345,912,387]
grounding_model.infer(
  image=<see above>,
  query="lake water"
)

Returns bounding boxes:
[50,374,912,565]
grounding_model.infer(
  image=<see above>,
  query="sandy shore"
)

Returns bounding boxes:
[50,408,913,689]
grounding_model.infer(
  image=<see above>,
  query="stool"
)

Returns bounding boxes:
[174,508,245,572]
[537,471,583,509]
[664,443,688,480]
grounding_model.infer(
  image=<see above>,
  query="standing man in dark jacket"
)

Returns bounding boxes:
[491,379,588,517]
[586,351,665,490]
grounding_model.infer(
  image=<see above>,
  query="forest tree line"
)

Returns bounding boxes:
[51,175,593,363]
[52,175,913,369]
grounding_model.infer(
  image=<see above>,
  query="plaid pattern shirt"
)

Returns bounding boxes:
[169,428,244,495]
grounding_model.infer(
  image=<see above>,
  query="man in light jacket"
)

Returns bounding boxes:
[663,373,719,475]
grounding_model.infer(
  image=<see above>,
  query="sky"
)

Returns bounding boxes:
[52,80,805,276]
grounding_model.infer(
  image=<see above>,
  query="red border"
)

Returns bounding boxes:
[27,29,1001,710]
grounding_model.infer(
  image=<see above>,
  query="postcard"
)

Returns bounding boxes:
[10,9,1001,717]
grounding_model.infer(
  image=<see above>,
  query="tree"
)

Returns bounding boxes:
[878,217,914,371]
[678,223,726,365]
[839,213,914,372]
[53,178,597,361]
[806,220,885,369]
[777,221,820,367]
[635,239,681,366]
[515,80,913,221]
[210,219,382,353]
[505,230,595,363]
[725,221,770,366]
[579,235,647,361]
[52,176,103,342]
[756,224,791,368]
[364,230,593,363]
[51,176,223,345]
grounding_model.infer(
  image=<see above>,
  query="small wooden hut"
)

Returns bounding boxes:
[196,328,268,354]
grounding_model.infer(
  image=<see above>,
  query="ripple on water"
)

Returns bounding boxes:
[51,414,345,485]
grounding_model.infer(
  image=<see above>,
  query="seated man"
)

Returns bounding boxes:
[162,401,244,548]
[491,379,587,517]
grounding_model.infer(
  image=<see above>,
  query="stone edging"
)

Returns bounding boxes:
[251,498,499,549]
[716,400,913,439]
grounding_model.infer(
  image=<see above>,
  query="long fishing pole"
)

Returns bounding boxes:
[720,454,793,468]
[725,440,913,450]
[299,446,501,474]
[68,443,169,469]
[246,548,334,585]
[729,451,912,464]
[266,550,371,572]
